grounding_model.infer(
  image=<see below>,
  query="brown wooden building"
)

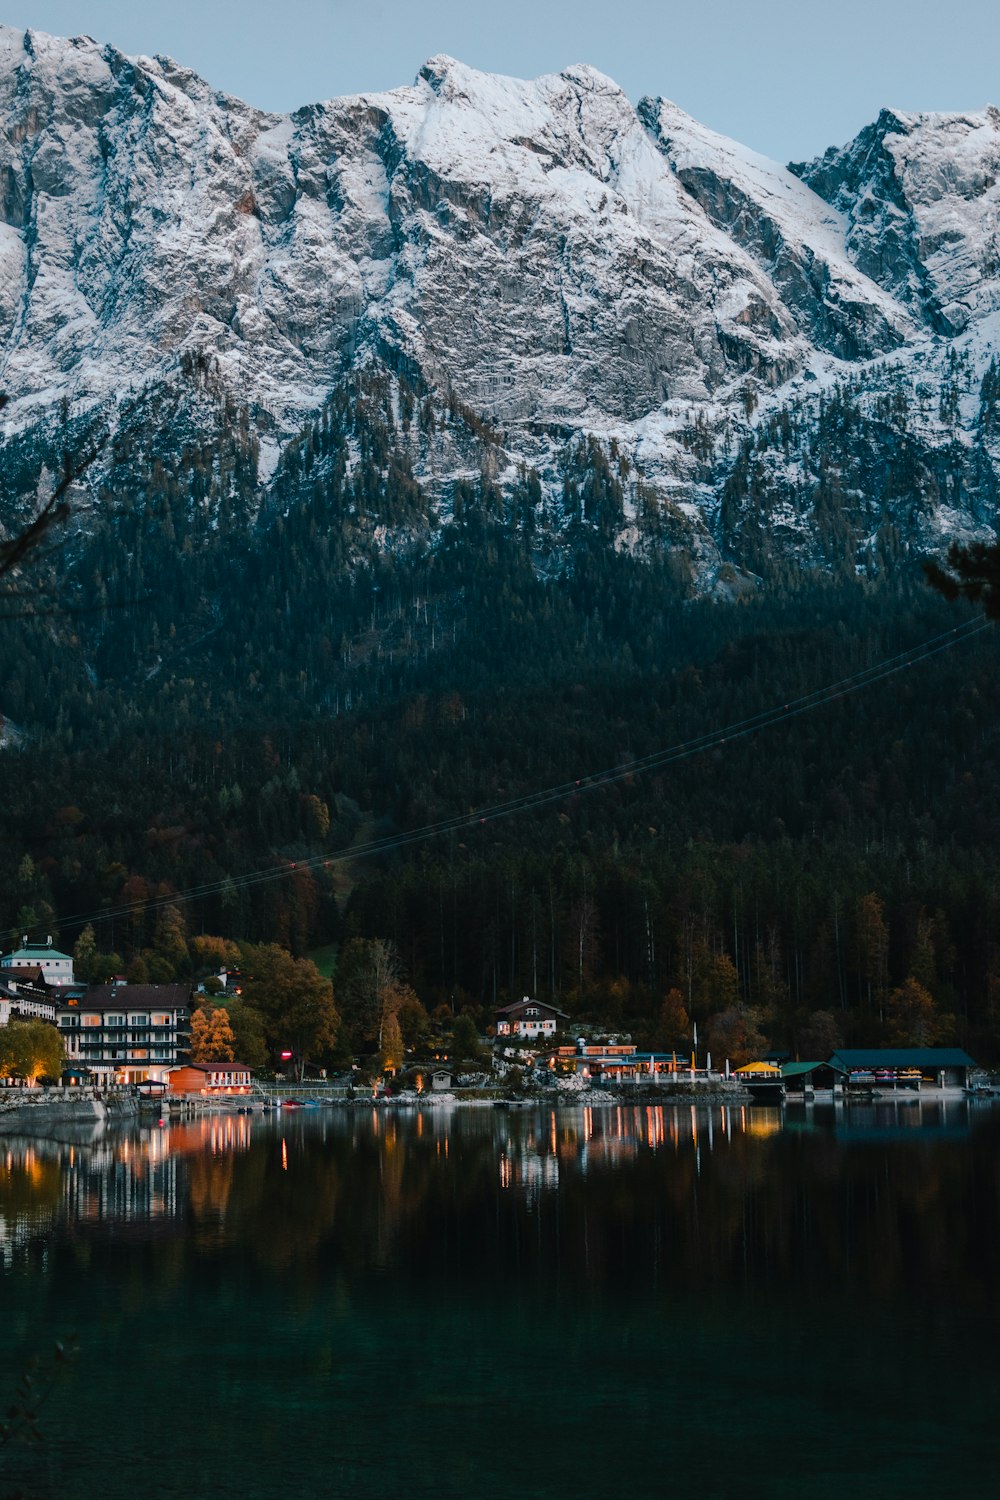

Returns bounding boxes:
[168,1061,253,1094]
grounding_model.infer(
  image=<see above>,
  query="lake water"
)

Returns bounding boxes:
[1,1098,998,1498]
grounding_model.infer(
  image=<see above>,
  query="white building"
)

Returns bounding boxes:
[2,937,74,986]
[58,983,191,1085]
[0,986,58,1026]
[495,997,569,1039]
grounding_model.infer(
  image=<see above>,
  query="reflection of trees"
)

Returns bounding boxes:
[5,1108,1000,1317]
[188,1150,236,1228]
[0,1144,63,1249]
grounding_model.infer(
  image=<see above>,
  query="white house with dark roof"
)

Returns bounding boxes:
[2,936,74,986]
[495,997,569,1039]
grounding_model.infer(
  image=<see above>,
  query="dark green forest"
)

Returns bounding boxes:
[2,368,999,1059]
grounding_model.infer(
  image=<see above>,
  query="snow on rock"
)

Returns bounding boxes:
[793,106,1000,336]
[0,25,998,565]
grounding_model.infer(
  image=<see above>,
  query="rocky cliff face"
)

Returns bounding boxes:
[0,25,998,583]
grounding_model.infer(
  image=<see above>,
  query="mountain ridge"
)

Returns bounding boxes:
[1,25,999,585]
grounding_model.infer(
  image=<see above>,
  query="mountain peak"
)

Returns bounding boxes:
[417,54,472,95]
[0,25,998,580]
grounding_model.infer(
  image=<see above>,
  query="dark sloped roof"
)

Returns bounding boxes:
[781,1060,849,1078]
[496,999,569,1018]
[829,1048,976,1069]
[79,984,191,1008]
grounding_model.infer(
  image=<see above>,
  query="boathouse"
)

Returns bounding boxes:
[781,1060,849,1093]
[827,1048,977,1090]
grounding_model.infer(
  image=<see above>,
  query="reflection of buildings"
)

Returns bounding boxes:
[60,1131,183,1225]
[490,1095,985,1199]
[0,1115,254,1263]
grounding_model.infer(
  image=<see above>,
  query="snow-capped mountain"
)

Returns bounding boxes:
[1,25,998,580]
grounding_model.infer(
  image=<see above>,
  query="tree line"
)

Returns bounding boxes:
[1,368,999,1061]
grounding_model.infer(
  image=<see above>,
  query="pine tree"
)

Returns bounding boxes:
[73,924,98,984]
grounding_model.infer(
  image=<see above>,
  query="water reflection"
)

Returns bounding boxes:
[2,1099,999,1499]
[0,1114,254,1261]
[0,1096,994,1264]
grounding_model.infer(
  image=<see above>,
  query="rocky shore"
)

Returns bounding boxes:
[0,1087,139,1136]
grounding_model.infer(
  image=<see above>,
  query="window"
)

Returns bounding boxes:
[82,1014,101,1027]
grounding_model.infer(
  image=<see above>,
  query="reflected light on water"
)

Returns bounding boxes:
[0,1094,991,1266]
[2,1095,999,1499]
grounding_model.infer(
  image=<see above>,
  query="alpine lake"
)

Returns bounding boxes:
[1,1097,998,1499]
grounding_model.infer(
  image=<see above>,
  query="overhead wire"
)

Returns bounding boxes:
[57,611,992,932]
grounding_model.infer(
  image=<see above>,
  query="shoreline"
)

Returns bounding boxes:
[1,1082,987,1141]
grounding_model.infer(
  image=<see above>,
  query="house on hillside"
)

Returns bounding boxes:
[2,937,74,986]
[495,997,569,1039]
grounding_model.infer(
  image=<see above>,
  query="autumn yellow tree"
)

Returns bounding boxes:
[654,988,690,1051]
[706,1006,767,1068]
[189,1006,236,1063]
[886,977,939,1046]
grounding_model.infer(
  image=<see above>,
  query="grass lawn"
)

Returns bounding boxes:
[307,943,338,978]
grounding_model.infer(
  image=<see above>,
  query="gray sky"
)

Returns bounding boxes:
[5,0,999,161]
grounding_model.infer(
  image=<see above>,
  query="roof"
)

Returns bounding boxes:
[79,984,191,1009]
[496,998,569,1018]
[172,1061,250,1074]
[829,1048,977,1070]
[4,944,72,961]
[781,1060,849,1079]
[735,1061,782,1074]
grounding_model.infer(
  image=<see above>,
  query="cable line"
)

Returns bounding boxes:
[60,613,991,931]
